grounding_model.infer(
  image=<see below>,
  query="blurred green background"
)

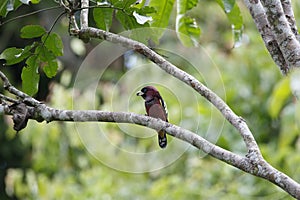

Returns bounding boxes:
[1,0,300,199]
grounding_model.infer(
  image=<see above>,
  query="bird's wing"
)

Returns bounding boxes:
[148,103,168,122]
[159,98,168,120]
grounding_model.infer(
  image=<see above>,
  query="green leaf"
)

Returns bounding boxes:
[20,25,46,39]
[21,55,40,96]
[176,16,201,46]
[0,0,22,17]
[0,0,8,17]
[43,59,58,78]
[116,10,147,30]
[135,6,156,15]
[42,33,64,56]
[113,0,137,8]
[148,0,175,28]
[176,0,200,47]
[215,0,243,47]
[0,46,32,65]
[227,3,243,30]
[215,0,235,13]
[177,0,198,14]
[93,8,113,31]
[31,0,41,4]
[35,46,58,78]
[268,77,291,118]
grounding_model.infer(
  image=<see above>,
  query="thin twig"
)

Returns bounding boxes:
[0,5,62,27]
[0,71,40,106]
[41,11,66,46]
[0,94,18,104]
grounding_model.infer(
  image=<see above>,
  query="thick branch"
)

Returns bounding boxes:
[260,0,300,69]
[1,100,300,198]
[243,0,288,73]
[0,100,245,167]
[280,0,300,42]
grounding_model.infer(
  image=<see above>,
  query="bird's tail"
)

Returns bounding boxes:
[158,130,167,148]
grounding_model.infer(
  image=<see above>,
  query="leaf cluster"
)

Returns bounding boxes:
[0,25,63,95]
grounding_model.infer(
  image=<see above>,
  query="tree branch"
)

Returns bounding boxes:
[243,0,288,73]
[70,26,300,198]
[243,0,300,73]
[280,0,300,42]
[260,0,300,70]
[75,27,261,155]
[1,69,300,197]
[1,0,300,197]
[80,0,89,29]
[0,71,40,107]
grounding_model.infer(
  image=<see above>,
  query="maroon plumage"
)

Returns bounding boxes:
[137,86,168,148]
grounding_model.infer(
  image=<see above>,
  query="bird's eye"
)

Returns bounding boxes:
[141,88,147,93]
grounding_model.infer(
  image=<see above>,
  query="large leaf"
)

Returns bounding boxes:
[148,0,175,28]
[21,55,40,96]
[176,0,200,47]
[226,2,243,30]
[268,77,291,118]
[93,7,113,31]
[42,33,64,56]
[21,25,46,39]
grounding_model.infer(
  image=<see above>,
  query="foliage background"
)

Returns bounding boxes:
[0,0,300,199]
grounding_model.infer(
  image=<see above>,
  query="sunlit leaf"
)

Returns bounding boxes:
[215,0,235,13]
[149,0,175,28]
[30,0,41,4]
[176,0,200,46]
[0,46,32,65]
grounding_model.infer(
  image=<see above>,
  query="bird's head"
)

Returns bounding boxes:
[136,86,160,101]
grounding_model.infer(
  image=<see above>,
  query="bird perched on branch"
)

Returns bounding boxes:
[137,86,168,148]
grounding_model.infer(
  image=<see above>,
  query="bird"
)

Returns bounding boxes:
[136,86,168,148]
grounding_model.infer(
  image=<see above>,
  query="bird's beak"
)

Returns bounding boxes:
[136,91,144,96]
